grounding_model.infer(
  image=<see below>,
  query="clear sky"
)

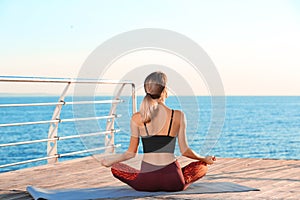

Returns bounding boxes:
[0,0,300,95]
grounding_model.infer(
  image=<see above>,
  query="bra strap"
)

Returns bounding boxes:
[167,109,174,136]
[144,123,149,136]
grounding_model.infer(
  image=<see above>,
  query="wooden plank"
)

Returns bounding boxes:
[0,157,299,199]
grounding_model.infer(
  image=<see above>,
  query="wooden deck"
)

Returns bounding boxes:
[0,156,299,199]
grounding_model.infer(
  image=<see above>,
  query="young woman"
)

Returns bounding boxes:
[101,71,216,192]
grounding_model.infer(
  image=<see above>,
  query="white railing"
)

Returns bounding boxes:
[0,76,136,169]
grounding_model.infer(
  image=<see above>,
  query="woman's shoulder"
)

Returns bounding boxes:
[173,109,184,117]
[162,104,183,116]
[172,110,185,123]
[131,112,143,125]
[132,112,141,118]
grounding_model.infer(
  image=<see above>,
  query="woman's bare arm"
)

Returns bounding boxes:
[101,116,140,167]
[177,111,216,164]
[101,136,139,167]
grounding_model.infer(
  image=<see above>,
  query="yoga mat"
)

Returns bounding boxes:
[27,182,259,200]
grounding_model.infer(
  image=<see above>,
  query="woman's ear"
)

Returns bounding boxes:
[159,88,168,102]
[162,88,168,99]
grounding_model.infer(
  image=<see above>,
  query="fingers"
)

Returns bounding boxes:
[100,160,105,166]
[100,159,108,167]
[205,156,216,165]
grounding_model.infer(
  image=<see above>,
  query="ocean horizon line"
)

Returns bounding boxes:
[0,93,299,97]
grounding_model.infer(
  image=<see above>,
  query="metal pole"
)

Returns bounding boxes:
[132,83,137,114]
[47,82,71,164]
[0,99,123,108]
[105,84,126,153]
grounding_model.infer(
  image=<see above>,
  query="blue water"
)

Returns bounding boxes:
[0,96,299,172]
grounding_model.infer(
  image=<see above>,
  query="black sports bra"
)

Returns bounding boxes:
[141,110,176,153]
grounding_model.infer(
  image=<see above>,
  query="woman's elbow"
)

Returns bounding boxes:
[124,151,136,159]
[181,147,192,157]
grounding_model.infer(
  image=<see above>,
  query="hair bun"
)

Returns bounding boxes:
[146,93,161,99]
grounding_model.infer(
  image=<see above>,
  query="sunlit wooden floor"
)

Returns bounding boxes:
[0,156,299,199]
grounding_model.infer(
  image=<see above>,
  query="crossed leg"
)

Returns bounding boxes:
[111,160,207,191]
[181,161,208,184]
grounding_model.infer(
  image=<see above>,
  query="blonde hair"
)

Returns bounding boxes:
[140,71,167,123]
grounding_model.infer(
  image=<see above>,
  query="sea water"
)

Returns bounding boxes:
[0,96,299,172]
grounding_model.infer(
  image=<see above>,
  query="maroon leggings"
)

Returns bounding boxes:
[111,160,207,192]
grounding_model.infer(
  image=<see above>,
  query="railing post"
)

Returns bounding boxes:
[47,82,71,164]
[131,83,137,114]
[105,84,126,153]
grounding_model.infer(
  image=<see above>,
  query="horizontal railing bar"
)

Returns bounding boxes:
[0,144,121,168]
[0,129,120,147]
[0,76,133,84]
[0,115,120,127]
[0,102,61,107]
[58,144,121,158]
[0,155,58,168]
[66,100,124,105]
[58,129,120,140]
[0,99,124,108]
[0,138,56,147]
[61,115,121,123]
[0,119,59,127]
